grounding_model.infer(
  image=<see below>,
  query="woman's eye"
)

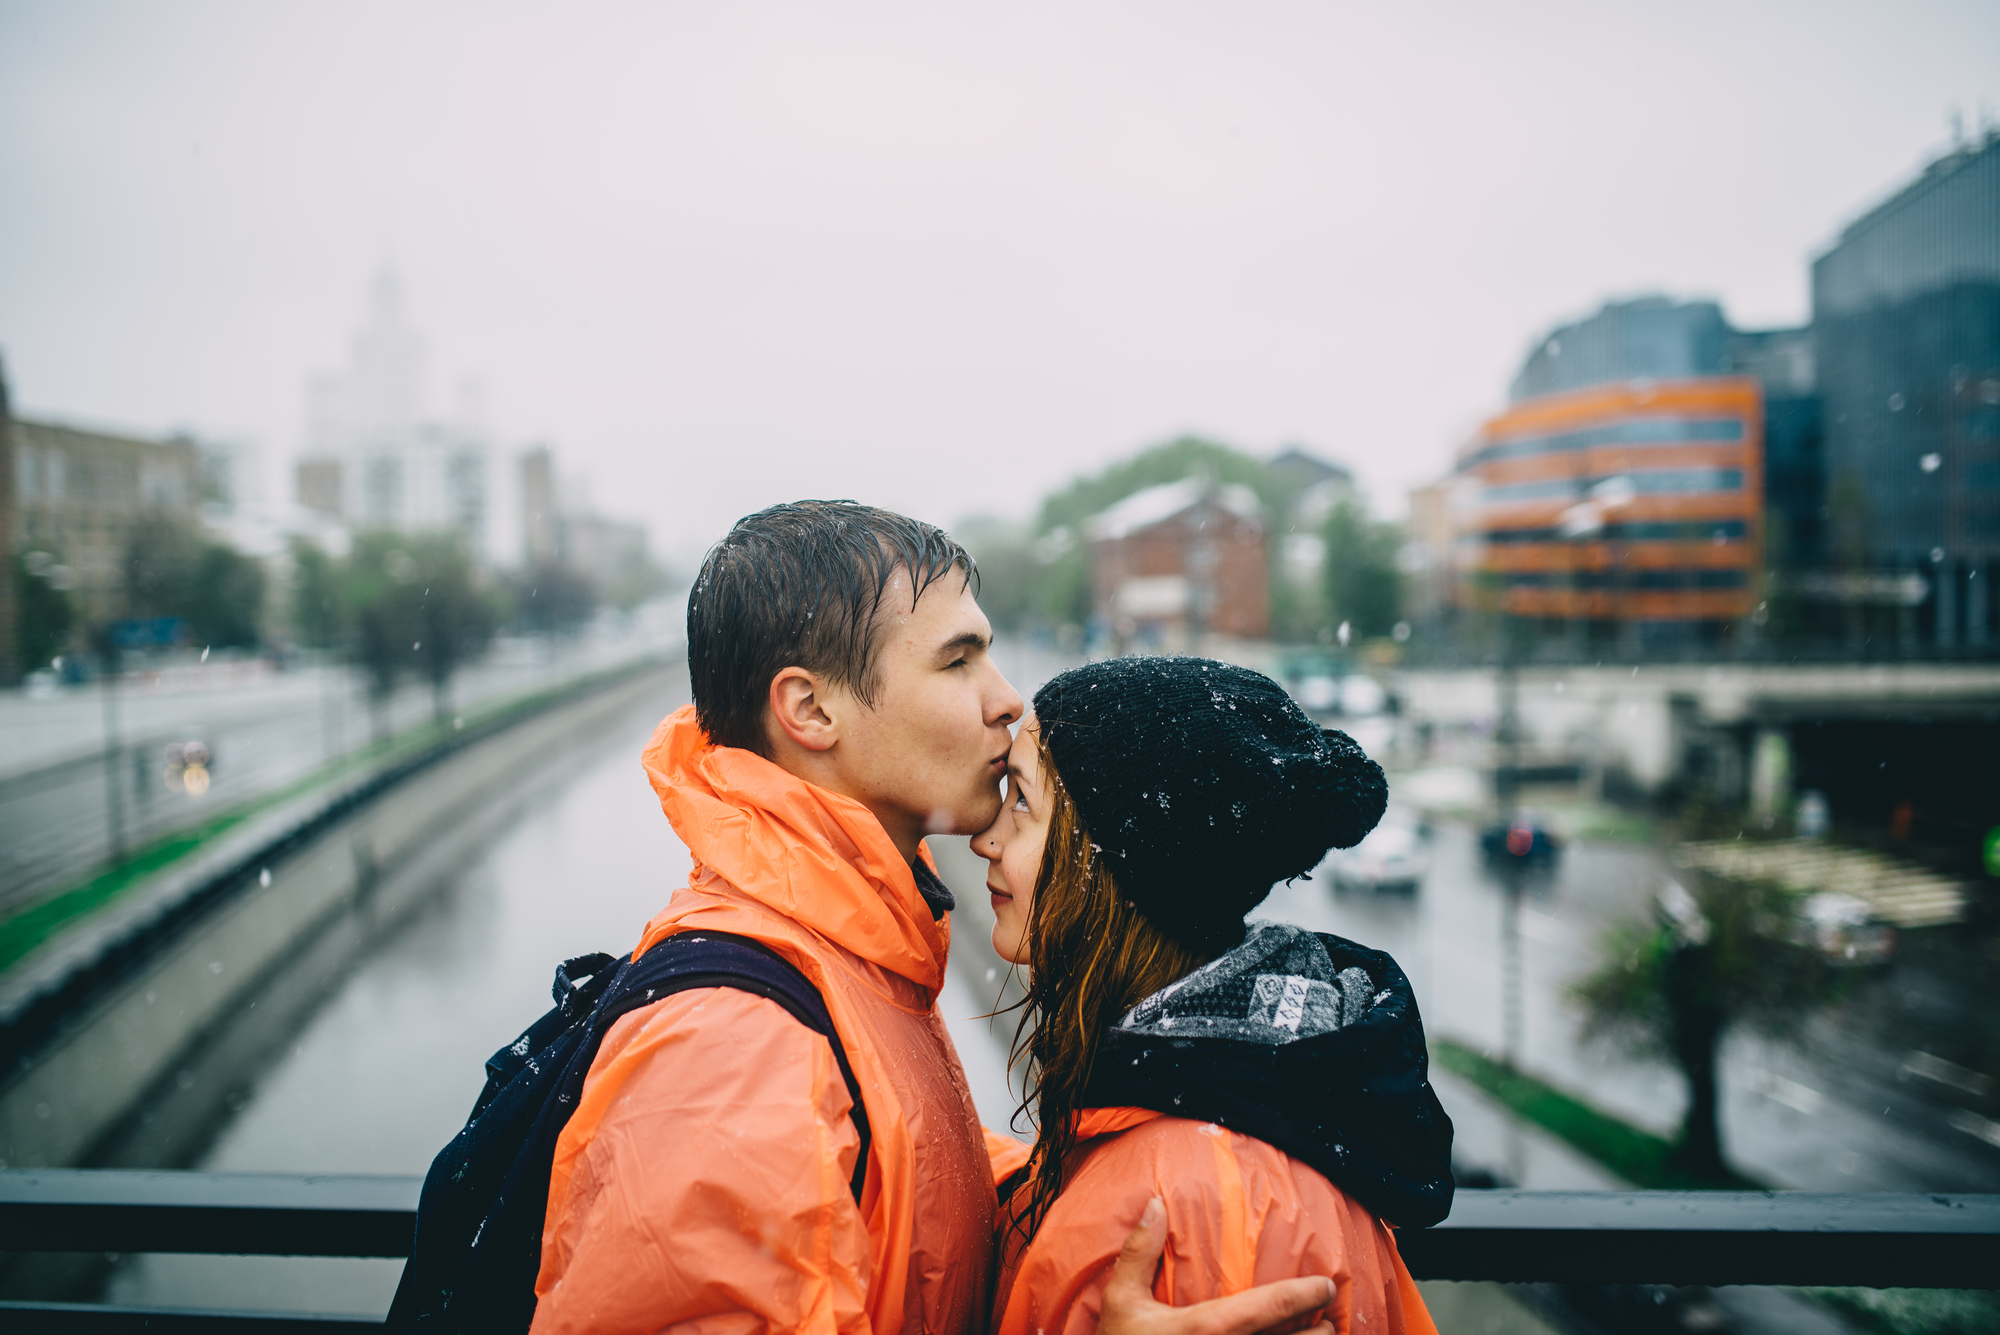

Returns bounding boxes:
[1012,789,1029,812]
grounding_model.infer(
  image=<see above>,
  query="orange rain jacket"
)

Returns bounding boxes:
[532,705,1024,1335]
[993,1109,1437,1335]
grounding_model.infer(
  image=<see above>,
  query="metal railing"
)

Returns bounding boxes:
[1,1170,1995,1330]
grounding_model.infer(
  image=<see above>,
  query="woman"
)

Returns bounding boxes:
[973,657,1453,1335]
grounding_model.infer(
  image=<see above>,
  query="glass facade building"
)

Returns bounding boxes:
[1811,131,2000,649]
[1510,297,1731,402]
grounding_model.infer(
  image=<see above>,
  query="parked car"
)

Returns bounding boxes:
[1294,673,1341,713]
[1798,891,1898,966]
[1328,820,1429,893]
[1479,815,1562,869]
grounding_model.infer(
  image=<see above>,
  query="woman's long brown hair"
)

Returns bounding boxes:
[1008,726,1209,1243]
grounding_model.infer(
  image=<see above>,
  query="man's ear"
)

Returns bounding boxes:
[767,666,840,754]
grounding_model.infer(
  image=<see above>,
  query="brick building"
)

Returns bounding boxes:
[1085,479,1268,650]
[10,416,203,627]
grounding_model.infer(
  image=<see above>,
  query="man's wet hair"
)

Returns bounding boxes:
[689,500,978,755]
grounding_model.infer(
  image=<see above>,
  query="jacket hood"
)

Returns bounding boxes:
[1082,923,1455,1228]
[640,704,949,994]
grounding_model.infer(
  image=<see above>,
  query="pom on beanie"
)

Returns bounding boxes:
[1032,657,1387,952]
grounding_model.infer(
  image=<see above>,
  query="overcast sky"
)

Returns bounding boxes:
[3,0,1997,565]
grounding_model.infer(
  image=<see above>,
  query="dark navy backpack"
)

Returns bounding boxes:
[386,931,871,1333]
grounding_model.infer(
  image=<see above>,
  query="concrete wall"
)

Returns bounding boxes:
[0,661,680,1169]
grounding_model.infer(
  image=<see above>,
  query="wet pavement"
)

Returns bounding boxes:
[0,627,675,913]
[1249,822,2000,1193]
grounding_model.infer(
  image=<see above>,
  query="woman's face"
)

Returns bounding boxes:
[971,715,1049,965]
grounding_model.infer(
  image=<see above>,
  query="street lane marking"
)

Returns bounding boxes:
[1752,1069,1824,1115]
[1947,1109,2000,1150]
[1904,1050,1994,1097]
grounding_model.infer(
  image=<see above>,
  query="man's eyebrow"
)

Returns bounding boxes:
[936,630,991,657]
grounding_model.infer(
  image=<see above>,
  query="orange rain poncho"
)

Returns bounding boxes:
[993,1109,1437,1335]
[532,706,1022,1335]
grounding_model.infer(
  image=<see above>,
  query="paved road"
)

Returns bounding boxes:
[1254,824,2000,1193]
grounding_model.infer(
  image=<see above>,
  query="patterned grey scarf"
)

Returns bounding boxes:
[1115,922,1385,1044]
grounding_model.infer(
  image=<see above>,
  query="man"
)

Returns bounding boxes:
[531,502,1337,1335]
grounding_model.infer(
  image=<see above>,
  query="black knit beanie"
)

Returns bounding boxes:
[1032,657,1387,953]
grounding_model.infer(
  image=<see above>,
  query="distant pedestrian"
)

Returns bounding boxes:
[973,656,1453,1335]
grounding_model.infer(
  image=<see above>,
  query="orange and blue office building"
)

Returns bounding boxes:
[1452,298,1794,643]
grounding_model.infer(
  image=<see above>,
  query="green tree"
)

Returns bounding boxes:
[1575,872,1841,1181]
[1033,436,1276,536]
[346,532,497,730]
[289,537,346,649]
[12,552,74,671]
[120,514,265,648]
[1322,495,1402,638]
[512,560,598,638]
[187,544,265,648]
[953,516,1036,631]
[1027,535,1094,632]
[121,513,203,622]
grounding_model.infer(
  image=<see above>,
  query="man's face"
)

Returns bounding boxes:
[817,573,1025,854]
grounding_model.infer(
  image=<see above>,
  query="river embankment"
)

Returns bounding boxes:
[0,655,684,1173]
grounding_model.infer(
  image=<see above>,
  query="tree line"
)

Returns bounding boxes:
[13,515,668,725]
[958,436,1407,647]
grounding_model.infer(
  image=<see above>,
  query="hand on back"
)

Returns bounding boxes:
[1099,1198,1338,1335]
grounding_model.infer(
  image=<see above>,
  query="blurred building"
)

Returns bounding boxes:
[1453,297,1775,648]
[294,270,490,550]
[1401,479,1454,626]
[565,513,650,590]
[295,457,344,518]
[1085,478,1268,649]
[521,444,559,567]
[1256,446,1355,643]
[1266,446,1353,512]
[8,415,203,626]
[1724,325,1822,573]
[197,437,264,516]
[517,444,656,601]
[1811,129,1999,650]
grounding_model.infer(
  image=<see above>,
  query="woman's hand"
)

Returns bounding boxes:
[1097,1197,1337,1335]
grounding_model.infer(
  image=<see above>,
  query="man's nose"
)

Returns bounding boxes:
[989,674,1025,727]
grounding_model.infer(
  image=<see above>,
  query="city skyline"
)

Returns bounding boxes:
[2,1,1998,566]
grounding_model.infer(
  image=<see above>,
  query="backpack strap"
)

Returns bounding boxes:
[599,931,872,1202]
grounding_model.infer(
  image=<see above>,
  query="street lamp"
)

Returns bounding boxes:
[1557,476,1638,657]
